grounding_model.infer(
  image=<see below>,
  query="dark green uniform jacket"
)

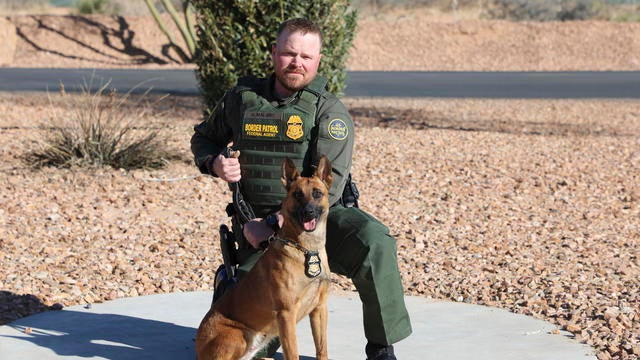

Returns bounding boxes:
[191,74,354,216]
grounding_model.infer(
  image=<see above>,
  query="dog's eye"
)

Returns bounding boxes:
[294,190,304,199]
[312,189,323,199]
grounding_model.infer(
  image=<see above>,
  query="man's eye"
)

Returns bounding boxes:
[312,189,323,199]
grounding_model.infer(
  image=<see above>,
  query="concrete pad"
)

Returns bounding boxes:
[0,292,596,359]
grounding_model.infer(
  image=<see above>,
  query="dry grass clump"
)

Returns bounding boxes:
[25,83,172,170]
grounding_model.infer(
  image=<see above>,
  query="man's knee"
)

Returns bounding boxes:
[357,221,396,255]
[354,224,398,281]
[326,206,400,276]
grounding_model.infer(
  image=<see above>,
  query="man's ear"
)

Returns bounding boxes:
[315,155,333,190]
[281,157,300,190]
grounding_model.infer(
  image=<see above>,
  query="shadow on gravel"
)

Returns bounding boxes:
[351,107,638,137]
[0,291,52,326]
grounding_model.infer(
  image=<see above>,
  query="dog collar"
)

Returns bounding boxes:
[269,235,322,278]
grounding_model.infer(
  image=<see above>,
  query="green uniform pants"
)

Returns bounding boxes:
[236,204,412,346]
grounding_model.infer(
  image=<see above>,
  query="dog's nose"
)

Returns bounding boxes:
[302,205,316,219]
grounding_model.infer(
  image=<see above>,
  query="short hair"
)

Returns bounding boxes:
[276,18,323,48]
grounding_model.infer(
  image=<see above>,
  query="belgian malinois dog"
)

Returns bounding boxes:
[196,156,333,360]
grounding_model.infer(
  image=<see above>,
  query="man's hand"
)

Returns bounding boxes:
[209,153,241,183]
[243,218,274,248]
[243,213,284,249]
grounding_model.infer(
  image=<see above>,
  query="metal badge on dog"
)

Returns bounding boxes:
[304,251,322,278]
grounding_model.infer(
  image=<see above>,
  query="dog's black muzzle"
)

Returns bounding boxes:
[298,204,324,232]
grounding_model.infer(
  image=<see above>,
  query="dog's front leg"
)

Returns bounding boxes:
[276,307,300,359]
[309,290,329,360]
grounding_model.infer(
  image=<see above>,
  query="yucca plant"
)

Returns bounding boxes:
[26,82,170,170]
[144,0,197,63]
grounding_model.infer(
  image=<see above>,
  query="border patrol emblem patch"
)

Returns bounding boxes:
[286,115,304,140]
[328,119,348,140]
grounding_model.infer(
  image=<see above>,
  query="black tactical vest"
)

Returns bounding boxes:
[233,76,328,216]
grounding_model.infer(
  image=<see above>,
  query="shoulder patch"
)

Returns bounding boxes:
[328,118,348,140]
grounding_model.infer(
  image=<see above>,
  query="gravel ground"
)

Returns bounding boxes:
[1,93,638,359]
[1,7,639,360]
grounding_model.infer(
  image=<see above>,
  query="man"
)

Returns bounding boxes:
[191,18,411,360]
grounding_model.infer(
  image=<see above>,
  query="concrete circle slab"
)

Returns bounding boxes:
[0,292,596,359]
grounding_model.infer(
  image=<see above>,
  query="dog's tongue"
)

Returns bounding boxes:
[303,218,317,231]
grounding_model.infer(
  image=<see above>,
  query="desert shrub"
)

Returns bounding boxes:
[483,0,608,21]
[351,0,478,11]
[191,0,358,112]
[607,3,640,21]
[26,83,171,170]
[0,0,49,13]
[0,0,47,9]
[75,0,121,15]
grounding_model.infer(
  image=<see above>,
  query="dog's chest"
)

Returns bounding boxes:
[296,278,328,319]
[239,332,274,360]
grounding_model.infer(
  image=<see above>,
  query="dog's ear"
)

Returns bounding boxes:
[281,157,300,190]
[315,155,333,190]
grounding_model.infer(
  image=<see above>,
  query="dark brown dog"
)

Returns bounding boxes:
[196,156,333,360]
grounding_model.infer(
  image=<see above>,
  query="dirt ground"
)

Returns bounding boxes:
[3,8,640,70]
[0,8,639,360]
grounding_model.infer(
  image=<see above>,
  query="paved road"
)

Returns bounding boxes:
[1,68,639,98]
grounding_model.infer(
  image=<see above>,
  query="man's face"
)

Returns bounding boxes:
[271,29,322,97]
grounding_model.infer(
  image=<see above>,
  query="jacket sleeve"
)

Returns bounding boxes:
[313,97,355,206]
[190,92,235,175]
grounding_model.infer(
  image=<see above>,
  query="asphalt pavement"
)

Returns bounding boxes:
[1,68,639,98]
[0,292,596,360]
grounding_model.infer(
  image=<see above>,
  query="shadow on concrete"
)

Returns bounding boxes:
[2,310,196,359]
[1,306,314,359]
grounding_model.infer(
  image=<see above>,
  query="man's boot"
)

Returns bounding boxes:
[365,342,397,360]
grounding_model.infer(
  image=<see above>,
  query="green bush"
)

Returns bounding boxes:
[190,0,358,112]
[76,0,121,15]
[483,0,607,21]
[26,83,170,170]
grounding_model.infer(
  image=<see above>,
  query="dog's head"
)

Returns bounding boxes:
[281,156,333,232]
